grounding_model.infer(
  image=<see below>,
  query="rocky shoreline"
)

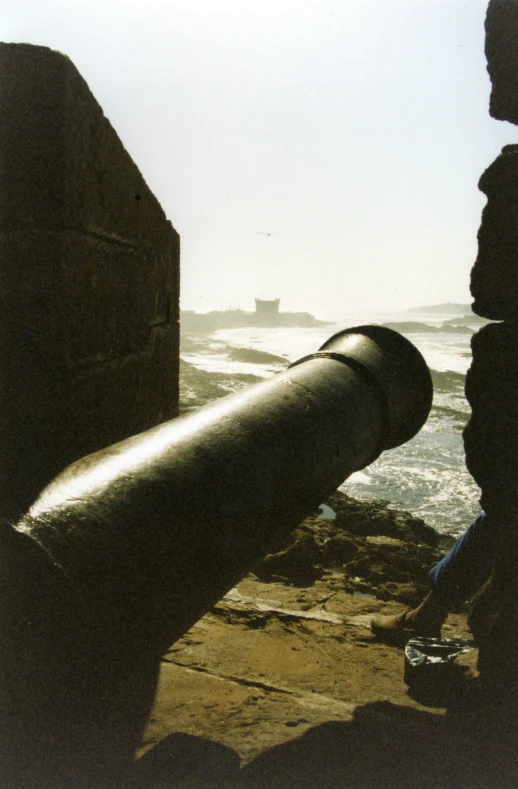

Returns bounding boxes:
[252,490,454,605]
[127,337,518,789]
[178,338,453,608]
[180,309,329,334]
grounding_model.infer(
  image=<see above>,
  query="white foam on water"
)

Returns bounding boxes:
[408,333,472,375]
[185,311,480,537]
[346,471,371,485]
[341,426,481,537]
[213,325,342,363]
[181,353,274,378]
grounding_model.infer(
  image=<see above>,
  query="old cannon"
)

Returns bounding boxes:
[0,325,432,788]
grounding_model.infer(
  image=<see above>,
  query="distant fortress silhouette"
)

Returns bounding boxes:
[181,299,328,331]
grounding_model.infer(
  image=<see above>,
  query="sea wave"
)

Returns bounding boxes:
[183,318,479,535]
[430,369,466,392]
[341,420,480,537]
[381,321,474,335]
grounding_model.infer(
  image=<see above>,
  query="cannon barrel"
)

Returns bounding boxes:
[1,325,432,788]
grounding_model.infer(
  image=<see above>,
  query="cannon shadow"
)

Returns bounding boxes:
[132,699,518,789]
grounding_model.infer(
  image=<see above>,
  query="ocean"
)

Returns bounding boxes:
[181,308,485,539]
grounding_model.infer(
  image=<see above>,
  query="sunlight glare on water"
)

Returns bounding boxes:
[187,309,482,537]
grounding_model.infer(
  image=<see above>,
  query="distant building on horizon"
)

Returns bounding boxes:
[255,298,280,319]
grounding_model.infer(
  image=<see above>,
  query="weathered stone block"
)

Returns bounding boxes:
[0,43,180,520]
[464,322,518,515]
[467,0,518,696]
[470,145,518,320]
[485,0,518,124]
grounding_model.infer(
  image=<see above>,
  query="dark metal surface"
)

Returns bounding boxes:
[0,325,432,788]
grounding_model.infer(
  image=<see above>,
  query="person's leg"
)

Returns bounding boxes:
[371,590,449,641]
[428,512,494,608]
[371,512,494,640]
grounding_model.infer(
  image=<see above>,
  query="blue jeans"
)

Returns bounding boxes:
[428,512,494,608]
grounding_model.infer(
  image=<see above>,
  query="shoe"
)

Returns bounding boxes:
[371,591,449,645]
[371,609,442,646]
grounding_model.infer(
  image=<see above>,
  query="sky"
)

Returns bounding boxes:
[2,0,515,319]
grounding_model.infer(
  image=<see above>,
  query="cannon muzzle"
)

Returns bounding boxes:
[1,325,432,787]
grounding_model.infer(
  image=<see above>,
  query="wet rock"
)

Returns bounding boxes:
[320,534,360,568]
[430,370,466,393]
[380,321,473,335]
[179,358,261,412]
[253,532,324,587]
[345,542,441,589]
[227,347,290,365]
[251,491,448,605]
[327,491,440,549]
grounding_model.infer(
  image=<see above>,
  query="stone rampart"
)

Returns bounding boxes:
[463,1,518,686]
[0,43,180,521]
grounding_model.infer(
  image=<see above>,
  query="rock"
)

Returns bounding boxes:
[438,324,475,334]
[380,321,441,333]
[485,0,518,124]
[463,4,518,700]
[430,370,466,393]
[380,321,473,335]
[180,309,328,333]
[250,491,447,605]
[345,542,440,590]
[464,322,518,514]
[227,347,290,365]
[320,534,360,567]
[253,531,324,587]
[328,491,440,548]
[366,536,406,547]
[179,358,262,412]
[470,146,518,320]
[376,582,427,607]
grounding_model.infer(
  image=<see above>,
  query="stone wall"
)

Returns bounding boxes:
[0,43,180,522]
[463,1,518,685]
[485,0,518,124]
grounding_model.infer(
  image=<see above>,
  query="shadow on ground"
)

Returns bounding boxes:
[133,697,518,789]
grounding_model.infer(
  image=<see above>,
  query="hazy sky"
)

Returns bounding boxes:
[2,0,515,318]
